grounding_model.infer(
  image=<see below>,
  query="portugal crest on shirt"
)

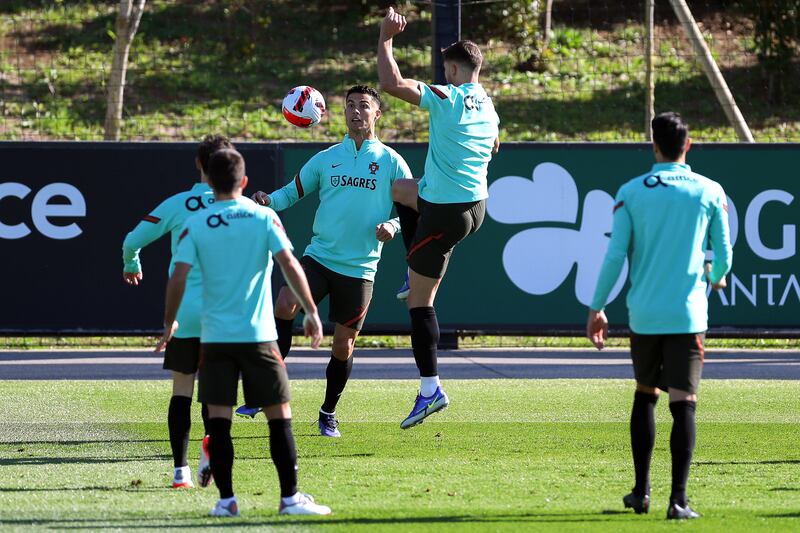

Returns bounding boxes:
[331,175,341,187]
[368,162,379,175]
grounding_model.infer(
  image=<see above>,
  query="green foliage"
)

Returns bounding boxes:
[740,0,800,102]
[0,1,798,142]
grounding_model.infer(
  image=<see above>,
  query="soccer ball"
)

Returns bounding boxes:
[282,86,326,128]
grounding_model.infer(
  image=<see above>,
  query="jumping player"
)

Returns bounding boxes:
[122,134,233,489]
[587,112,732,520]
[377,8,500,428]
[242,85,413,438]
[163,148,331,517]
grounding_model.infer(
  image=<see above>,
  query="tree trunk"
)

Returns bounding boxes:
[103,0,146,141]
[644,0,655,141]
[542,0,554,52]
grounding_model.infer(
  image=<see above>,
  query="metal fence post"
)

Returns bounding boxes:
[432,0,461,84]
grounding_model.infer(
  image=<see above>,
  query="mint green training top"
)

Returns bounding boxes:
[173,198,292,343]
[122,182,215,338]
[269,135,412,281]
[417,82,499,204]
[591,162,733,334]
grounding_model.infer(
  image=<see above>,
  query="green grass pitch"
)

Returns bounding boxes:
[0,379,798,531]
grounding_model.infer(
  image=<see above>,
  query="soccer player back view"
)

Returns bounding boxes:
[378,7,499,428]
[588,112,733,520]
[163,149,331,517]
[122,134,232,489]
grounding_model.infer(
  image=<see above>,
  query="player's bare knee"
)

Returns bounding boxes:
[668,388,696,403]
[172,371,195,397]
[275,288,300,319]
[264,402,292,420]
[331,336,355,360]
[635,383,659,395]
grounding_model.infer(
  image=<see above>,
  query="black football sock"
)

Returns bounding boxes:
[208,417,234,499]
[669,400,697,506]
[167,395,192,468]
[268,418,299,498]
[630,391,659,497]
[321,355,354,413]
[394,202,419,253]
[410,306,439,377]
[200,402,210,435]
[275,317,294,359]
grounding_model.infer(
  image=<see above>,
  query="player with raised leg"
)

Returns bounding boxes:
[377,8,500,429]
[122,135,233,489]
[163,149,331,517]
[587,113,732,520]
[238,85,413,438]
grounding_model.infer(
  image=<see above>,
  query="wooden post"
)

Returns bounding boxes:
[668,0,754,142]
[543,0,554,52]
[644,0,655,141]
[104,0,146,141]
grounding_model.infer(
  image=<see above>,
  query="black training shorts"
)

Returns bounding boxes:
[163,336,201,374]
[407,197,486,279]
[197,341,290,407]
[300,255,373,330]
[630,332,706,394]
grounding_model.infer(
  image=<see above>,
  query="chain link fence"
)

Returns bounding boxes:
[0,0,797,142]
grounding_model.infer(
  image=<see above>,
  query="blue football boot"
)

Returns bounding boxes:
[234,405,262,419]
[400,387,449,429]
[396,271,410,300]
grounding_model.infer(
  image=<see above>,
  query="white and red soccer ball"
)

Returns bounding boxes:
[282,85,326,128]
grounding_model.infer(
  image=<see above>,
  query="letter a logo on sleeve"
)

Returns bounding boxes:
[487,163,628,307]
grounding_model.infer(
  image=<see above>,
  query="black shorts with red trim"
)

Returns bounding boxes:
[299,255,373,331]
[407,197,486,279]
[197,341,290,407]
[630,332,706,394]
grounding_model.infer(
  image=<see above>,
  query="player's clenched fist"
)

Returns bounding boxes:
[375,222,396,242]
[380,6,406,39]
[251,190,271,206]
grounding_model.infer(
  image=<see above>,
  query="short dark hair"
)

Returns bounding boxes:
[652,112,689,161]
[442,40,483,71]
[346,85,381,109]
[197,134,234,173]
[208,149,245,194]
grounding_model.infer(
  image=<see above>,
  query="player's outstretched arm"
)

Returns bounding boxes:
[122,197,176,285]
[275,249,323,349]
[157,262,191,351]
[378,7,422,106]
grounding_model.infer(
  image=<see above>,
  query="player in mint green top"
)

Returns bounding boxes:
[173,195,293,342]
[416,80,499,204]
[163,148,331,517]
[378,7,500,429]
[587,113,732,521]
[246,85,412,437]
[121,134,233,489]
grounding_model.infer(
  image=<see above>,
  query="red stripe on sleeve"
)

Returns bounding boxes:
[429,85,448,99]
[294,174,305,199]
[613,201,624,213]
[143,215,161,224]
[178,228,189,242]
[723,203,729,213]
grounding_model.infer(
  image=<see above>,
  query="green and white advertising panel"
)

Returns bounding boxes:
[279,143,800,333]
